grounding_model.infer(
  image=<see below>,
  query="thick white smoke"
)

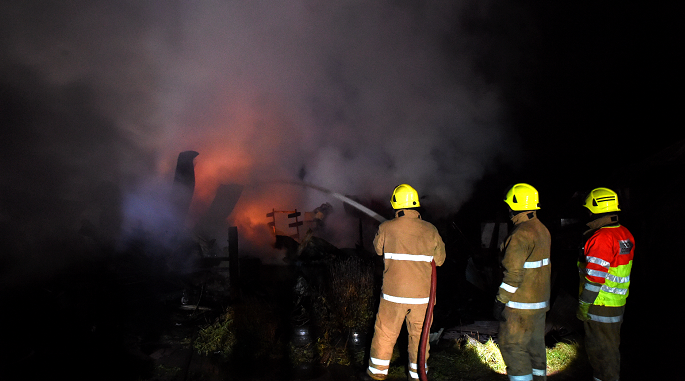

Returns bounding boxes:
[0,1,517,261]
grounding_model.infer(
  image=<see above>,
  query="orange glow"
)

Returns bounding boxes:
[189,148,253,212]
[159,94,307,255]
[232,201,278,246]
[184,95,295,212]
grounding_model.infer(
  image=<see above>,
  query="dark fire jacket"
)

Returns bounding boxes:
[497,211,551,312]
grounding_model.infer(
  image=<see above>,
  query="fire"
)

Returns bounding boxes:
[183,151,306,253]
[231,202,278,250]
[182,95,296,214]
[159,93,308,255]
[189,149,253,214]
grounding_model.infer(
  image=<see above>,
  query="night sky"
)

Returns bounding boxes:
[1,2,682,267]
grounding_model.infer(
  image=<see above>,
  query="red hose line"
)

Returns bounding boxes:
[418,260,437,381]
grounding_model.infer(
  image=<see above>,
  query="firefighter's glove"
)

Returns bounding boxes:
[576,301,591,322]
[493,299,507,322]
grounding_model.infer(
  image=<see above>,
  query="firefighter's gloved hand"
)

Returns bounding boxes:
[576,301,591,322]
[493,299,506,322]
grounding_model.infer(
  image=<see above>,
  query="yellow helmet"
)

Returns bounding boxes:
[504,183,540,211]
[584,187,620,214]
[391,184,420,209]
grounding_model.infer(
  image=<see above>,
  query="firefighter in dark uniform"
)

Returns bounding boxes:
[494,183,551,381]
[366,184,446,381]
[577,187,634,381]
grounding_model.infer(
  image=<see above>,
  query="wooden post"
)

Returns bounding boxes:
[228,226,239,287]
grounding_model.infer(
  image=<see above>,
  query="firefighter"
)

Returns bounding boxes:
[577,187,634,381]
[493,183,551,381]
[365,184,446,381]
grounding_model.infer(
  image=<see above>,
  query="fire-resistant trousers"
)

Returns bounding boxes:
[367,298,429,380]
[584,305,624,381]
[498,308,547,381]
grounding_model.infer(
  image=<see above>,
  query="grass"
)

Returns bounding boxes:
[413,337,505,381]
[309,255,376,367]
[545,340,581,375]
[187,257,589,380]
[383,335,583,381]
[192,308,237,358]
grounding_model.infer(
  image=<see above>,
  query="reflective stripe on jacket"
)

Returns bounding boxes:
[497,211,551,311]
[580,224,634,307]
[373,209,446,303]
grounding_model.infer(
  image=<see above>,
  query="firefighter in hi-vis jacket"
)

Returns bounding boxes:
[366,184,446,381]
[493,183,551,381]
[577,187,634,381]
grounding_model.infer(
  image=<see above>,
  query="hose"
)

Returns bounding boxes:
[273,180,387,222]
[418,260,437,381]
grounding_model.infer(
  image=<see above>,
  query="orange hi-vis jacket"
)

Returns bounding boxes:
[579,217,635,308]
[373,209,446,304]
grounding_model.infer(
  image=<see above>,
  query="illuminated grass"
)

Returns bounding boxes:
[427,337,505,380]
[425,336,582,381]
[546,341,581,375]
[473,338,507,374]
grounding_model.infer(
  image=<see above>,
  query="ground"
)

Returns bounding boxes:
[1,251,642,381]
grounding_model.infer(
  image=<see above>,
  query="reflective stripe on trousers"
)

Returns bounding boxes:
[589,314,622,323]
[408,361,427,380]
[368,356,390,377]
[506,300,549,310]
[505,368,547,380]
[508,374,532,381]
[370,357,390,366]
[382,294,430,304]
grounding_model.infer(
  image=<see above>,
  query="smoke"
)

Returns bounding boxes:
[0,1,517,262]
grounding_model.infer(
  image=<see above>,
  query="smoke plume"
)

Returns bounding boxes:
[0,1,516,263]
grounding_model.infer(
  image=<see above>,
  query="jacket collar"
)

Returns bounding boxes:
[585,214,619,231]
[511,210,536,225]
[396,209,421,219]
